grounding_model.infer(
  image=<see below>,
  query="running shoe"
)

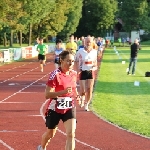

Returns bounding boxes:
[37,145,46,150]
[80,102,84,108]
[78,100,81,105]
[84,104,89,111]
[37,145,42,150]
[127,72,131,75]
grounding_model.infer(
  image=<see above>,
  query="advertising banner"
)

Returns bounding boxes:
[48,44,55,53]
[22,46,32,59]
[32,45,39,57]
[14,48,22,60]
[9,48,15,61]
[22,47,26,59]
[3,50,11,62]
[0,51,4,63]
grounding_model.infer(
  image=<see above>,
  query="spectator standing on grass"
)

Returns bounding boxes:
[105,39,109,48]
[37,51,79,150]
[121,37,126,47]
[110,38,114,47]
[37,37,47,72]
[118,37,121,46]
[126,36,130,45]
[127,39,140,75]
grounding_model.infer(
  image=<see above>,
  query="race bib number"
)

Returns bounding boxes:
[57,97,72,109]
[84,56,92,66]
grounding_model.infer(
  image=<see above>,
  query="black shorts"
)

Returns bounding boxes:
[54,58,59,64]
[38,54,45,60]
[45,108,76,129]
[80,70,94,80]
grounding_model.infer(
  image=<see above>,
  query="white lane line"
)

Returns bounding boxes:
[0,62,50,150]
[0,63,32,74]
[0,73,49,103]
[20,91,40,93]
[1,102,42,104]
[40,100,100,150]
[0,130,39,132]
[28,115,42,116]
[0,140,14,150]
[0,67,39,84]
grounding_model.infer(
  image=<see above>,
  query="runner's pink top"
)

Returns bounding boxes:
[46,68,77,114]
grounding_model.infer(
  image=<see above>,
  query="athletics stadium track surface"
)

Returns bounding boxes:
[0,53,150,150]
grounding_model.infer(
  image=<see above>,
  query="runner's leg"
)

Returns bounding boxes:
[85,78,94,111]
[64,118,76,150]
[41,128,57,149]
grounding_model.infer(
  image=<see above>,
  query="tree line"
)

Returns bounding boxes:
[0,0,83,47]
[0,0,150,47]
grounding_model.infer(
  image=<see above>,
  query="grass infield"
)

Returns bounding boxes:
[92,43,150,138]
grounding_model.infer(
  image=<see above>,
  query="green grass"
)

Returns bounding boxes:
[92,45,150,138]
[0,42,55,49]
[0,44,29,49]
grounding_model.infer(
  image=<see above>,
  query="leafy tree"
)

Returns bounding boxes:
[138,0,150,33]
[0,0,25,46]
[22,0,55,45]
[117,0,150,32]
[57,0,83,40]
[75,0,117,37]
[32,0,70,41]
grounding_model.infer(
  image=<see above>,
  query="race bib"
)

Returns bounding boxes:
[84,58,92,66]
[57,97,72,109]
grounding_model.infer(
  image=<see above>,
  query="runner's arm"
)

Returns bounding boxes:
[37,45,40,52]
[45,85,72,99]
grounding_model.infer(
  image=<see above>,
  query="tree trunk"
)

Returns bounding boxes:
[3,32,7,47]
[46,36,49,43]
[28,23,32,46]
[10,30,13,47]
[20,31,22,46]
[16,33,19,44]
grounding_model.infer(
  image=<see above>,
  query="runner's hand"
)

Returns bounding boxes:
[64,87,72,94]
[76,95,80,101]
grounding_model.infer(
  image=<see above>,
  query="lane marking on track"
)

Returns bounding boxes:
[40,99,100,150]
[0,73,49,103]
[0,61,50,84]
[1,102,42,104]
[0,62,32,74]
[0,130,39,132]
[0,140,14,150]
[20,92,39,94]
[28,115,42,116]
[0,61,50,149]
[0,67,39,84]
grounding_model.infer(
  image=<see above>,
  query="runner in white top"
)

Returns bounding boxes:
[76,37,97,111]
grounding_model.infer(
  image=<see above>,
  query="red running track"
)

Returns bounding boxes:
[0,53,150,150]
